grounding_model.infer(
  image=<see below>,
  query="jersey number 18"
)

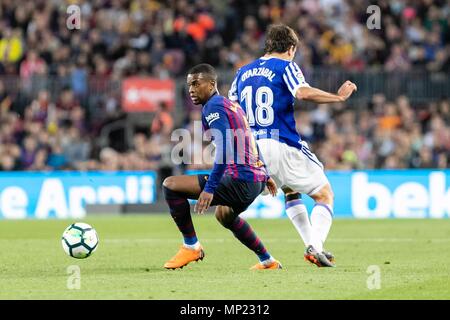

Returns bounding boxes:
[240,86,274,127]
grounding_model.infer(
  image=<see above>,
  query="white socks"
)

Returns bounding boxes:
[286,201,313,247]
[183,241,201,250]
[310,203,333,252]
[260,256,276,266]
[286,200,333,253]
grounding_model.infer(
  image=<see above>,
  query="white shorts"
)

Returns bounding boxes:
[257,139,329,196]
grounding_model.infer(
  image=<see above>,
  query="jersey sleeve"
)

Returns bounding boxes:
[203,103,232,194]
[228,69,240,102]
[282,61,310,97]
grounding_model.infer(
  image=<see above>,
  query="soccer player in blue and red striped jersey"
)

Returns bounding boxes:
[163,63,281,270]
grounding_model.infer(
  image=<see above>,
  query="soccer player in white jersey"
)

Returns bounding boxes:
[228,24,357,267]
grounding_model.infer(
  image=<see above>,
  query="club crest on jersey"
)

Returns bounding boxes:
[295,70,304,80]
[206,112,220,125]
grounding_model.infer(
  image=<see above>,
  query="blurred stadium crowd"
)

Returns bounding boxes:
[0,0,449,174]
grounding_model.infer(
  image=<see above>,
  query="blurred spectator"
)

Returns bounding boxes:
[0,80,13,113]
[29,148,49,171]
[20,136,38,169]
[151,102,174,136]
[99,147,120,171]
[71,57,88,99]
[47,144,68,170]
[20,50,46,83]
[29,89,50,122]
[0,154,16,171]
[378,102,402,131]
[61,126,90,166]
[0,28,23,64]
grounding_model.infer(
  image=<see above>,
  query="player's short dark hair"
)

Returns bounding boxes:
[188,63,217,80]
[264,24,299,54]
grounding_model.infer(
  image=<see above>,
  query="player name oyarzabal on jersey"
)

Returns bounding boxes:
[240,67,275,82]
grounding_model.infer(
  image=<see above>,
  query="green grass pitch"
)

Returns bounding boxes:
[0,215,449,299]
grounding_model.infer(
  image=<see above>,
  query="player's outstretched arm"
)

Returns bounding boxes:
[296,80,357,104]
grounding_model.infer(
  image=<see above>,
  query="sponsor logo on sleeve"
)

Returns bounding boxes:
[205,112,220,126]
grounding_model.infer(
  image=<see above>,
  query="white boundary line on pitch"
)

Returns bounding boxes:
[1,238,449,243]
[98,238,450,243]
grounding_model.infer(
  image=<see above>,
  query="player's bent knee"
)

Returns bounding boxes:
[318,193,333,205]
[311,184,334,205]
[162,177,180,200]
[215,210,224,225]
[215,207,235,228]
[215,209,227,227]
[325,195,334,207]
[325,186,334,202]
[162,176,175,190]
[329,189,335,202]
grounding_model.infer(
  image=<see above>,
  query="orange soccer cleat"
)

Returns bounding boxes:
[164,245,205,270]
[250,260,283,270]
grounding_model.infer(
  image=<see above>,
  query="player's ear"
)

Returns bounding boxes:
[289,45,296,58]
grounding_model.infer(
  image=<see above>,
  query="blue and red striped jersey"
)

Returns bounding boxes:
[201,92,268,193]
